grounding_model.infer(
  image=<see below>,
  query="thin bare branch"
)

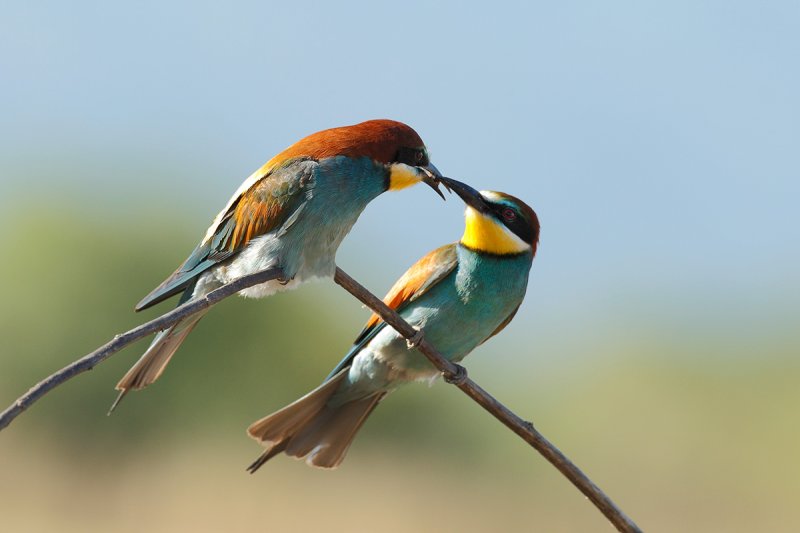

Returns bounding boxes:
[0,267,283,431]
[0,264,641,532]
[333,267,642,533]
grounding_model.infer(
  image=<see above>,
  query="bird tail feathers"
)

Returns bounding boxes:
[247,371,384,471]
[109,309,207,413]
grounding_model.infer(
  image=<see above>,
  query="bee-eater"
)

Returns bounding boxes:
[247,178,540,470]
[111,119,444,411]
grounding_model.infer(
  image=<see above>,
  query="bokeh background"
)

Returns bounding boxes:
[2,2,799,531]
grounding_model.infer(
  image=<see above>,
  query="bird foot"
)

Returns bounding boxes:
[406,328,425,349]
[444,364,468,385]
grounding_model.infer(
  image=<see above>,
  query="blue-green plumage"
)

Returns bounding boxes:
[135,156,388,311]
[248,182,540,470]
[332,244,531,401]
[337,246,531,409]
[112,119,444,409]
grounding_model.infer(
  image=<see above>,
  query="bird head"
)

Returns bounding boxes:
[439,177,540,256]
[267,119,445,198]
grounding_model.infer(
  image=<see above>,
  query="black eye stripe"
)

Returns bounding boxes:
[394,147,428,167]
[491,203,533,244]
[491,204,515,219]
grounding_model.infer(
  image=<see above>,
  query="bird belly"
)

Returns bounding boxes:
[210,213,357,299]
[343,317,451,399]
[209,233,292,299]
[203,156,384,300]
[332,341,433,406]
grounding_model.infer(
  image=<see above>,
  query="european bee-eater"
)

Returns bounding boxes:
[247,178,540,470]
[111,119,444,411]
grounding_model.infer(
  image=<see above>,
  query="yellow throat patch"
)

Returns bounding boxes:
[461,207,530,255]
[388,163,421,191]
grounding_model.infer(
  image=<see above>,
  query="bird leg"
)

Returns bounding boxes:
[403,326,467,385]
[443,364,468,386]
[406,327,425,349]
[277,268,294,285]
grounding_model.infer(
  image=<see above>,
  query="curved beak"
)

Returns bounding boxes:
[438,177,490,213]
[418,163,446,200]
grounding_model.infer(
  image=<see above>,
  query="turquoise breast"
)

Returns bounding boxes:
[339,245,533,401]
[400,245,532,366]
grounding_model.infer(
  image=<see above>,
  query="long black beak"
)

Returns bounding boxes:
[438,177,490,213]
[418,163,446,200]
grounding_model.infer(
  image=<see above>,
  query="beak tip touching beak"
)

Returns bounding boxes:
[436,177,489,213]
[417,167,487,211]
[419,163,447,200]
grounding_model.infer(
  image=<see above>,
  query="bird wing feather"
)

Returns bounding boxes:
[325,244,459,380]
[135,158,316,311]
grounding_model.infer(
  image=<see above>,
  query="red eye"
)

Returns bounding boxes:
[502,208,517,221]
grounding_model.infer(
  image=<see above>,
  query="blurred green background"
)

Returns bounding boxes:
[2,2,799,532]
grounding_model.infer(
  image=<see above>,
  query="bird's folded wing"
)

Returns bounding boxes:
[135,158,316,311]
[325,243,459,381]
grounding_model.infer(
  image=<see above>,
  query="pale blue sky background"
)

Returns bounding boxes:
[2,1,798,365]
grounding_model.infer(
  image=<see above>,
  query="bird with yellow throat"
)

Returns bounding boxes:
[111,120,445,412]
[247,177,539,469]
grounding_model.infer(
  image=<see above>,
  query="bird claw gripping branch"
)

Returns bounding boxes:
[406,328,425,349]
[443,364,468,385]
